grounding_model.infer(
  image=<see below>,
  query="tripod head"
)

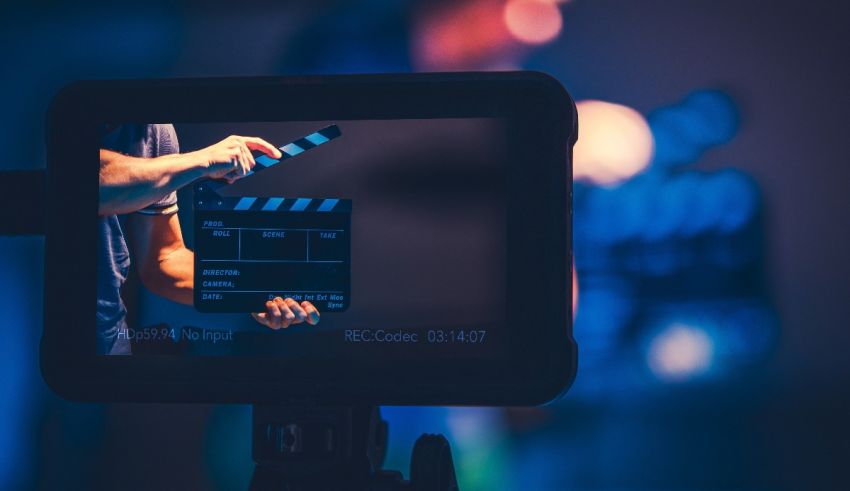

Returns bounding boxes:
[250,404,458,491]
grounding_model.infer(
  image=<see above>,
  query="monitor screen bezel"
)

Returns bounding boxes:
[42,71,577,406]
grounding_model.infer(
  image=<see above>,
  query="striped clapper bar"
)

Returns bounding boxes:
[192,125,350,313]
[202,124,341,194]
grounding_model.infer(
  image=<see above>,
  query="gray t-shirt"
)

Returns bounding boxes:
[97,124,179,355]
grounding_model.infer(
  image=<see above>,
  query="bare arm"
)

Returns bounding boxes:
[99,150,207,216]
[99,135,284,216]
[126,212,195,304]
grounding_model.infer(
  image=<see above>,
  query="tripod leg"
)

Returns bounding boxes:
[409,434,459,491]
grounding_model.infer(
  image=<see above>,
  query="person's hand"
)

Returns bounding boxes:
[194,135,282,184]
[251,297,320,330]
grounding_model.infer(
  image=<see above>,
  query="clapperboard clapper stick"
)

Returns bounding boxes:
[192,124,352,314]
[201,124,342,196]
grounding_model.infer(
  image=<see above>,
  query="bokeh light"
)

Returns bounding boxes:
[412,0,516,71]
[573,100,654,186]
[572,263,578,320]
[0,1,804,488]
[503,0,564,45]
[647,324,714,381]
[573,276,636,370]
[649,89,739,168]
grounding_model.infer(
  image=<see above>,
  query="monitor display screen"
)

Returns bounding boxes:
[97,118,507,360]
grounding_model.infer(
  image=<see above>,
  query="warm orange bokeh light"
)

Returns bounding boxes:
[503,0,563,45]
[572,262,578,321]
[573,100,654,186]
[412,0,517,71]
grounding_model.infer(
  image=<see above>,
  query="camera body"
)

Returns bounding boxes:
[41,72,577,406]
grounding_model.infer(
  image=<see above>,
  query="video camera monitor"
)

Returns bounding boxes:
[41,72,577,405]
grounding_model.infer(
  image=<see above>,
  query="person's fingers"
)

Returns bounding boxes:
[220,153,242,182]
[219,146,250,183]
[221,157,240,184]
[285,298,308,323]
[251,312,272,328]
[265,300,282,330]
[241,136,282,159]
[251,301,318,328]
[274,297,296,328]
[232,147,248,177]
[239,143,255,173]
[301,301,320,325]
[224,158,239,183]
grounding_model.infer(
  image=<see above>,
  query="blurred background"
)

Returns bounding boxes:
[1,0,849,489]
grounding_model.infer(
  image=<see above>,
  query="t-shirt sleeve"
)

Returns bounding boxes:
[136,193,179,215]
[137,124,180,216]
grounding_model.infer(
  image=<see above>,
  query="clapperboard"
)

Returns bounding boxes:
[193,125,351,313]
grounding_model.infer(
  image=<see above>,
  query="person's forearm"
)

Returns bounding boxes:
[139,246,195,306]
[99,149,208,215]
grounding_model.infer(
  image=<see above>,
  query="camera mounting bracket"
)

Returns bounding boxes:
[251,403,459,491]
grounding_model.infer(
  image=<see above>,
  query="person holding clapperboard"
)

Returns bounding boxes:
[97,124,320,355]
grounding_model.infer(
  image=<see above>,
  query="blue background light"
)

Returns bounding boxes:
[1,0,848,489]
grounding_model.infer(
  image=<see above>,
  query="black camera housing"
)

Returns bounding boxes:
[41,72,577,406]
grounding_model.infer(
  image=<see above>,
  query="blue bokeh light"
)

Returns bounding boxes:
[649,90,739,168]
